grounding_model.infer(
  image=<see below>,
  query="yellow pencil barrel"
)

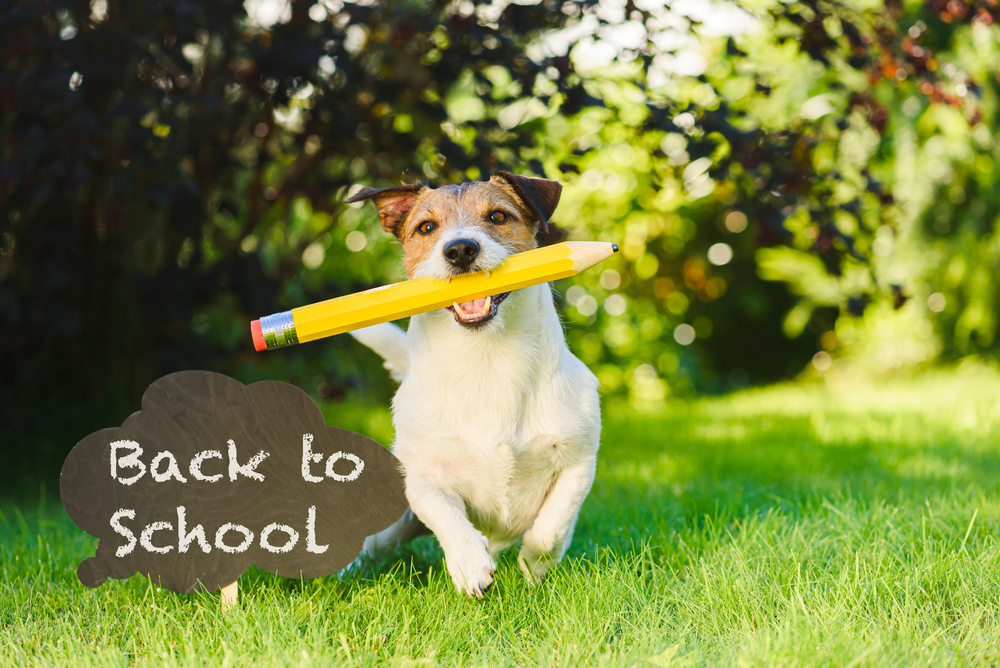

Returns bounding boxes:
[251,241,617,351]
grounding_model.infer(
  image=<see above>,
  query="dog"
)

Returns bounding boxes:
[345,172,601,598]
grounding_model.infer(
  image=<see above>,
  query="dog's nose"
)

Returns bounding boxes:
[443,238,480,270]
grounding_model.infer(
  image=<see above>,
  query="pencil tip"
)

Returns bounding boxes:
[612,244,619,253]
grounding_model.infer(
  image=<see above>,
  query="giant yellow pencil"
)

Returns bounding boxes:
[251,241,618,351]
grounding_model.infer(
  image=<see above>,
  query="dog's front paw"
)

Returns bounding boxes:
[444,532,495,599]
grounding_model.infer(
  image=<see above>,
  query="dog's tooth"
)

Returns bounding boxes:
[445,275,452,284]
[484,268,491,279]
[484,296,491,312]
[453,301,464,315]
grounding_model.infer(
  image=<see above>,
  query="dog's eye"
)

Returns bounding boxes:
[417,221,437,235]
[488,210,508,224]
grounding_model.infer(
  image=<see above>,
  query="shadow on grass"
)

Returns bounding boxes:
[256,381,1000,595]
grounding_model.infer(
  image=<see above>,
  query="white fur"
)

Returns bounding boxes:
[352,236,601,598]
[351,322,409,381]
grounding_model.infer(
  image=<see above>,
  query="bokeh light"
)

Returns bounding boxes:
[604,295,627,317]
[674,324,696,346]
[600,270,621,290]
[346,231,367,252]
[724,211,748,233]
[577,295,598,317]
[302,242,325,269]
[927,293,946,312]
[812,351,832,371]
[707,243,733,266]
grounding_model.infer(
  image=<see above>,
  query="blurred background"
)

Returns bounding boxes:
[2,0,997,483]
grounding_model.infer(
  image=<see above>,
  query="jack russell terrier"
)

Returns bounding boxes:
[345,172,600,598]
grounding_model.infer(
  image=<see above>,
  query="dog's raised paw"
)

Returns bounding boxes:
[445,533,495,599]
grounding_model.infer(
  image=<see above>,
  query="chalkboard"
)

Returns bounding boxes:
[60,371,408,594]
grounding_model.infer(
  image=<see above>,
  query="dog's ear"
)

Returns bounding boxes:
[345,184,425,238]
[494,171,562,233]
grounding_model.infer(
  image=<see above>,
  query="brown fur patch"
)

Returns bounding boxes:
[398,177,541,278]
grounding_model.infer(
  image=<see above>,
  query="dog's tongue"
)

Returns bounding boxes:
[460,298,487,312]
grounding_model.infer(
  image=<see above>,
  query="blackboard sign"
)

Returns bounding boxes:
[60,371,408,594]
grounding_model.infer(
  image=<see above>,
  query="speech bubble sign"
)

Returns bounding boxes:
[59,370,407,594]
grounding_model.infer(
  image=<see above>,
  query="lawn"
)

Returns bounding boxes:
[4,369,1000,666]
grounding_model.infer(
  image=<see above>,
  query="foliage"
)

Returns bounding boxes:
[723,0,1000,376]
[6,370,1000,665]
[0,0,605,473]
[2,0,999,471]
[542,0,1000,408]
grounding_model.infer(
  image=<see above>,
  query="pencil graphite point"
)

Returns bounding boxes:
[252,241,618,351]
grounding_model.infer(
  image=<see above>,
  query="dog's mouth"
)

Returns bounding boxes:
[446,292,510,328]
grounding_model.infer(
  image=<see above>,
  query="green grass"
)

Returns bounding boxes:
[5,369,1000,666]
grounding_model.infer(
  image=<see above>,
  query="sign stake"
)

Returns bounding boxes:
[221,581,238,612]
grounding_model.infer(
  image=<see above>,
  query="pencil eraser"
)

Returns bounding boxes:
[250,320,266,352]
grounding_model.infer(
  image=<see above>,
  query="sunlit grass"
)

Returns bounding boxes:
[4,369,1000,666]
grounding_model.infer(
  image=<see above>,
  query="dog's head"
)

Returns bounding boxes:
[346,172,562,329]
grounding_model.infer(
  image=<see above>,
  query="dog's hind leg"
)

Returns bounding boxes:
[518,457,596,583]
[362,507,430,560]
[350,322,409,381]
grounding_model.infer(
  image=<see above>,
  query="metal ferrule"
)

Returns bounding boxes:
[260,311,299,349]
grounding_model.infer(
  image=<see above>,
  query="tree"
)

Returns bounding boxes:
[2,0,995,475]
[0,0,602,474]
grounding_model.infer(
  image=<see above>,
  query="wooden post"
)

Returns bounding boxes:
[221,581,238,612]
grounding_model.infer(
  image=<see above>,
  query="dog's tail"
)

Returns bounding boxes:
[350,323,409,381]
